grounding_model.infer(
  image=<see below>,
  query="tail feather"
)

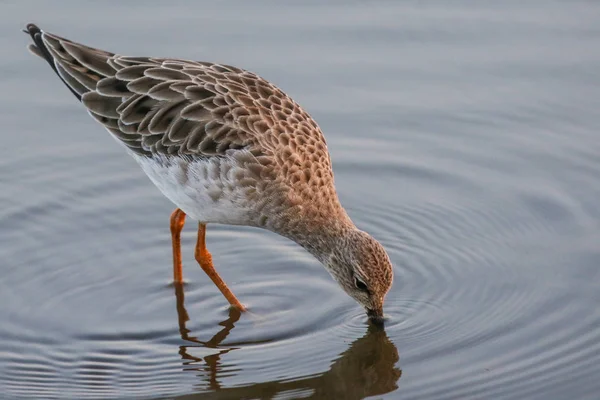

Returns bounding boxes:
[24,23,117,101]
[25,23,82,100]
[26,42,44,58]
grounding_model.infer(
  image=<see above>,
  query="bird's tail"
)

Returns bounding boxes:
[24,23,115,101]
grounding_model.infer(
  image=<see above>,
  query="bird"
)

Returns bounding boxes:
[24,23,393,323]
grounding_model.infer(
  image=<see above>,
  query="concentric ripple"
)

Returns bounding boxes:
[2,1,600,399]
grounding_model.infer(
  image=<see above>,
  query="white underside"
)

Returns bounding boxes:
[130,151,254,225]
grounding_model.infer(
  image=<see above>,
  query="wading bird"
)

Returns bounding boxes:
[24,24,393,323]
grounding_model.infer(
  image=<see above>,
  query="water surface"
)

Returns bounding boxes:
[1,1,599,399]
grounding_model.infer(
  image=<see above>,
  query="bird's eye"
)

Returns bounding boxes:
[354,276,368,292]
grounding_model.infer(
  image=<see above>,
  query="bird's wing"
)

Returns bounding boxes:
[25,23,312,160]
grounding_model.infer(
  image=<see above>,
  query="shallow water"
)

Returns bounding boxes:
[1,1,599,399]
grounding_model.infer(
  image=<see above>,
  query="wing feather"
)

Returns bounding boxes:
[24,23,325,165]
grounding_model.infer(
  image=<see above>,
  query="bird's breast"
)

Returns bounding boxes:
[132,152,257,225]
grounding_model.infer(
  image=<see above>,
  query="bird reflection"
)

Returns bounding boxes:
[173,283,401,399]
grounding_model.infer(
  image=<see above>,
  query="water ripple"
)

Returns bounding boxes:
[2,1,600,399]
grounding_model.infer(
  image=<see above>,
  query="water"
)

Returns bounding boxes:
[1,1,599,399]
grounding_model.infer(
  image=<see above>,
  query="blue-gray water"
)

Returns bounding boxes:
[1,1,599,399]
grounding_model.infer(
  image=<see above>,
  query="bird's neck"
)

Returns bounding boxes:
[273,201,356,264]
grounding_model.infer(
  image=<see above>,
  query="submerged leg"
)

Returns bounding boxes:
[170,208,186,283]
[195,223,246,311]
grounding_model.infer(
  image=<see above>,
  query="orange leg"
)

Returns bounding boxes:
[170,208,186,283]
[195,223,246,311]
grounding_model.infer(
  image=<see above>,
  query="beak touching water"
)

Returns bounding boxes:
[367,307,385,326]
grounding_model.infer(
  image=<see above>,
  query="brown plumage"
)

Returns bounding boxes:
[25,23,393,322]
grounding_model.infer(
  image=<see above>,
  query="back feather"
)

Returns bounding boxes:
[23,23,333,201]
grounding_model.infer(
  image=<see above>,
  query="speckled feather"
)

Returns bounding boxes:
[28,27,347,238]
[25,24,393,316]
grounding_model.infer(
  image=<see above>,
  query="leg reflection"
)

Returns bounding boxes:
[173,282,241,391]
[172,284,401,398]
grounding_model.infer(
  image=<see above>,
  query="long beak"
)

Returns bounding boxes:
[367,307,385,326]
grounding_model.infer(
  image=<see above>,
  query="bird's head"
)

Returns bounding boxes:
[325,229,394,324]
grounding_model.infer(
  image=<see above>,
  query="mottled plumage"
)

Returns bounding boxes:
[25,24,393,321]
